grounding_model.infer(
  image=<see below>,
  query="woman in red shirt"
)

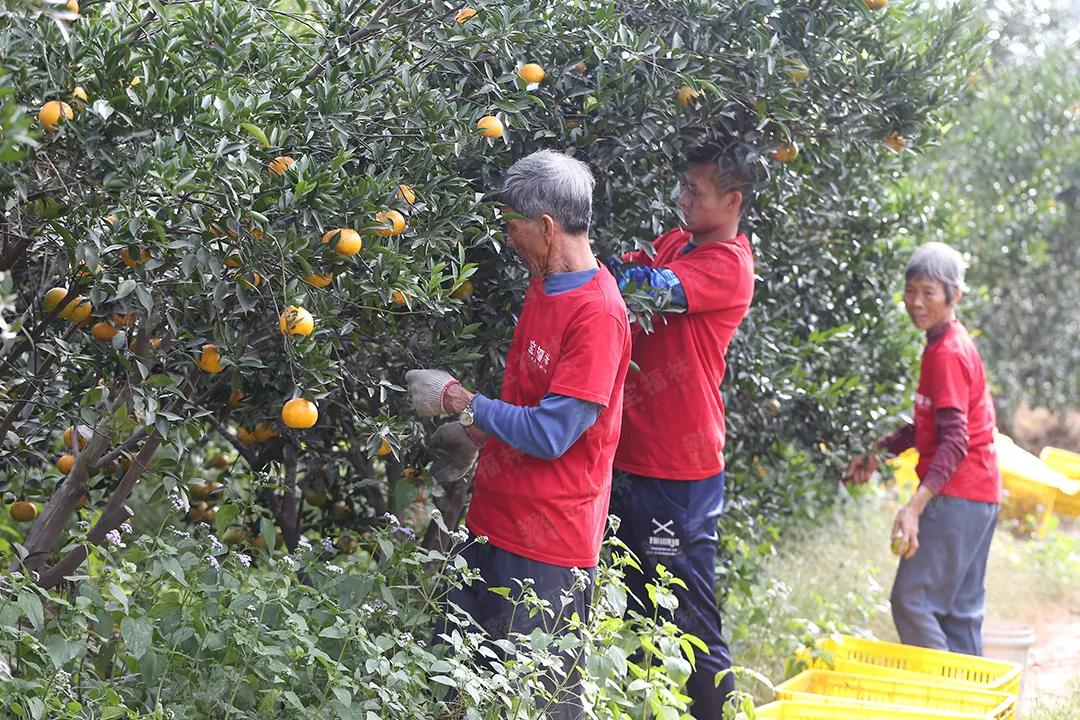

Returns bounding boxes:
[846,242,1001,655]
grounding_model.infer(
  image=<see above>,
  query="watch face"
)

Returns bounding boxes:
[459,407,475,426]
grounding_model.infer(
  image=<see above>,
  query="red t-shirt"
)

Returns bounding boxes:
[613,229,755,480]
[914,320,1001,503]
[466,266,631,568]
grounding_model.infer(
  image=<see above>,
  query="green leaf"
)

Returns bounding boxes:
[120,615,152,659]
[18,589,43,630]
[240,122,269,148]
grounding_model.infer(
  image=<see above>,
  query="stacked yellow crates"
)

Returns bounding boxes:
[753,635,1022,719]
[1039,446,1080,518]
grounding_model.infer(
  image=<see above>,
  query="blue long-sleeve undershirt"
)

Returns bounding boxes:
[470,268,603,460]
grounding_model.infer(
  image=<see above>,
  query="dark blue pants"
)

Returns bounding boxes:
[609,470,733,719]
[435,538,596,720]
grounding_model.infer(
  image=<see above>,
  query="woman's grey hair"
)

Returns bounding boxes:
[905,242,967,302]
[500,150,595,234]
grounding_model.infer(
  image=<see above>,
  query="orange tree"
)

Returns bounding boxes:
[1,0,981,593]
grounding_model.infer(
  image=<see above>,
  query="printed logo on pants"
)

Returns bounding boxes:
[647,517,680,557]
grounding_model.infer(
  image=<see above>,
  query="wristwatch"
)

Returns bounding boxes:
[459,401,475,427]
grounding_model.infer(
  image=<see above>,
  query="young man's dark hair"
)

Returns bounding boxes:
[685,141,758,214]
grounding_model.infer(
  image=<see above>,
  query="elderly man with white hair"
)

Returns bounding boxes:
[405,149,631,717]
[845,241,1001,656]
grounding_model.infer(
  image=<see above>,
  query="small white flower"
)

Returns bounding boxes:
[297,537,312,551]
[247,605,257,612]
[236,553,252,568]
[322,537,335,551]
[324,563,343,575]
[282,555,296,570]
[105,529,126,549]
[206,555,220,570]
[209,536,224,552]
[120,522,133,534]
[76,520,90,530]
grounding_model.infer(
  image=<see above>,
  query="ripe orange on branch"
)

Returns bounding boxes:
[321,228,363,257]
[476,115,504,138]
[198,344,224,374]
[39,101,73,132]
[281,398,318,429]
[279,306,314,337]
[518,63,545,84]
[10,501,38,523]
[375,209,406,238]
[268,156,295,176]
[305,272,334,288]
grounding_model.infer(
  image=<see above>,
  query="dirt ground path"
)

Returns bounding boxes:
[1024,604,1080,710]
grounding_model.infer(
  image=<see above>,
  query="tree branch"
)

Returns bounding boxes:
[300,0,406,85]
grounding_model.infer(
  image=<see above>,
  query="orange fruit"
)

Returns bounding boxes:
[331,500,351,518]
[321,228,363,257]
[772,141,799,162]
[518,63,545,84]
[39,101,74,132]
[476,115,504,138]
[43,287,74,316]
[228,389,245,407]
[91,321,116,341]
[188,501,208,522]
[253,422,279,443]
[336,535,358,554]
[189,482,211,501]
[786,59,809,84]
[198,343,224,374]
[64,425,89,449]
[455,7,476,23]
[676,85,698,109]
[268,156,295,176]
[306,489,330,507]
[208,453,229,469]
[72,86,88,106]
[279,306,315,337]
[223,526,249,545]
[237,271,262,289]
[884,131,905,153]
[122,246,150,267]
[375,209,406,237]
[10,501,38,523]
[865,0,887,9]
[66,296,92,323]
[281,398,318,429]
[305,272,334,288]
[390,289,408,306]
[58,453,76,474]
[451,279,475,300]
[396,184,416,204]
[66,0,78,13]
[223,252,242,269]
[112,312,137,327]
[377,437,392,456]
[236,426,256,445]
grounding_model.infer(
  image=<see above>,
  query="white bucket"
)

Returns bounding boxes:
[982,620,1035,703]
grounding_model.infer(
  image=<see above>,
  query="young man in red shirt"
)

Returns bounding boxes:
[604,142,756,718]
[406,149,631,719]
[845,242,1000,655]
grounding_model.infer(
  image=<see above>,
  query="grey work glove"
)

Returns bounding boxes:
[428,421,481,485]
[405,369,458,416]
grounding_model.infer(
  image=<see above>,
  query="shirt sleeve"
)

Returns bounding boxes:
[925,348,971,412]
[472,393,602,461]
[921,407,970,493]
[548,310,629,407]
[662,242,752,315]
[877,423,916,456]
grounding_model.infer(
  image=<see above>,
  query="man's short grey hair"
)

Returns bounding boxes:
[905,242,967,302]
[500,150,595,234]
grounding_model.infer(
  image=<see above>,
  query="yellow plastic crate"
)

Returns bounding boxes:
[999,471,1058,537]
[752,700,986,719]
[1040,446,1080,479]
[1053,489,1080,518]
[776,669,1016,719]
[816,635,1022,696]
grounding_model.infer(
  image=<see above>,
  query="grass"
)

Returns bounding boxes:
[725,485,1080,716]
